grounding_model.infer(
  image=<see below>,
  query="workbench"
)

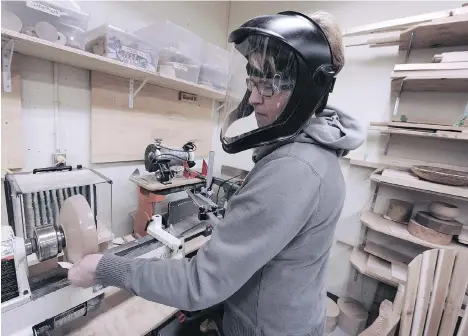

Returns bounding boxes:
[51,235,210,336]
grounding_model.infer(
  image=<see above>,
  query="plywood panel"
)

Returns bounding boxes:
[1,63,23,169]
[91,72,213,164]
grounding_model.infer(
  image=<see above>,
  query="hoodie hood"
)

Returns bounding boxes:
[253,105,366,163]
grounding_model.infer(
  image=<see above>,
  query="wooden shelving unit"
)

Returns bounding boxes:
[361,211,466,250]
[369,125,468,141]
[1,29,225,102]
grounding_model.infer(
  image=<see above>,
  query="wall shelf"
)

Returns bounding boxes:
[370,122,467,132]
[391,75,468,92]
[361,211,467,250]
[350,247,404,287]
[369,126,468,141]
[346,155,468,172]
[1,29,225,102]
[370,170,468,200]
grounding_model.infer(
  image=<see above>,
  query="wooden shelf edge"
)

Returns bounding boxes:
[347,155,468,172]
[370,170,468,200]
[361,210,466,250]
[369,126,468,141]
[350,247,400,287]
[1,29,226,102]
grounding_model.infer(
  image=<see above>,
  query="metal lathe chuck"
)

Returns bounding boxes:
[25,225,66,261]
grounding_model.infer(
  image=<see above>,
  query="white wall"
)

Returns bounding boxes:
[1,1,230,237]
[221,1,468,306]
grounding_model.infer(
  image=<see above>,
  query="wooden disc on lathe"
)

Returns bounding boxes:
[408,219,453,246]
[59,195,98,263]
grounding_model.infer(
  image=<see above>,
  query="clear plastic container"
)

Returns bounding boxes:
[135,21,203,83]
[198,42,229,90]
[1,0,89,49]
[85,25,159,72]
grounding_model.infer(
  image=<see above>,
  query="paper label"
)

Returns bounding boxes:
[26,1,61,17]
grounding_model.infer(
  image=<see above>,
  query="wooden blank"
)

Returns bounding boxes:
[410,250,438,336]
[423,249,456,336]
[91,72,214,163]
[400,254,422,336]
[394,62,468,72]
[408,220,453,246]
[359,300,400,336]
[370,122,466,132]
[1,63,23,169]
[439,251,468,335]
[435,51,468,63]
[391,75,468,92]
[337,297,369,335]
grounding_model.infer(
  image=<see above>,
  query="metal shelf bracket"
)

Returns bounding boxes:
[129,78,149,108]
[2,39,16,93]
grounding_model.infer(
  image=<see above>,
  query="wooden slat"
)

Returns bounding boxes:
[423,249,456,336]
[457,305,468,336]
[370,126,468,140]
[411,250,438,336]
[1,62,23,169]
[90,72,213,163]
[391,75,468,92]
[400,255,423,336]
[439,251,468,335]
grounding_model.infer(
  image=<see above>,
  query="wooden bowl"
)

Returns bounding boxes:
[428,201,460,220]
[410,166,468,186]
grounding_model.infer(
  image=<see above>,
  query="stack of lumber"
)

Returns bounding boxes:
[432,51,468,63]
[344,6,468,50]
[369,122,468,140]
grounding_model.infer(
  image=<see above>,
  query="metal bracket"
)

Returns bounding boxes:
[392,32,414,116]
[215,102,226,113]
[129,78,149,108]
[383,134,392,155]
[2,39,16,92]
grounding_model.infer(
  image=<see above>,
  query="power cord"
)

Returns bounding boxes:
[215,173,244,204]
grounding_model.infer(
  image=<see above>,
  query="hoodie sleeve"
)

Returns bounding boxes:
[95,155,321,311]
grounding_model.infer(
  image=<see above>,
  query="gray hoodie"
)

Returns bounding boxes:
[96,105,365,336]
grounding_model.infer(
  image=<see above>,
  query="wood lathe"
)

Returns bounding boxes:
[2,166,220,336]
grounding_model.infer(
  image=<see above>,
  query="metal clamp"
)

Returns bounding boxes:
[2,39,16,92]
[129,78,149,108]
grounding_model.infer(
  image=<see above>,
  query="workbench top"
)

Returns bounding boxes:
[51,235,209,336]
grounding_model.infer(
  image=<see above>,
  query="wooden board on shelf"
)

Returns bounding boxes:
[391,75,468,92]
[90,72,213,163]
[432,51,468,63]
[1,63,23,169]
[364,241,412,266]
[399,15,468,50]
[361,211,465,250]
[369,125,468,140]
[394,62,468,72]
[370,122,466,132]
[1,29,225,102]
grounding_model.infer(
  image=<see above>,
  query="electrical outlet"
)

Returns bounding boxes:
[52,152,67,165]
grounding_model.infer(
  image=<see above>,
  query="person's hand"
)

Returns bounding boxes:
[68,254,103,288]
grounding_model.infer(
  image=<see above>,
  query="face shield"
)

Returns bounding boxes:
[221,35,298,148]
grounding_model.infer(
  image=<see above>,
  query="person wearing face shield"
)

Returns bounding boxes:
[68,11,365,336]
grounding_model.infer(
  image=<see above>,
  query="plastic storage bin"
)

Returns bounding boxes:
[198,42,229,91]
[85,25,159,72]
[136,21,203,83]
[1,0,89,49]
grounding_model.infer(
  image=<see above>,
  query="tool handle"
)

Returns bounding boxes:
[33,165,73,174]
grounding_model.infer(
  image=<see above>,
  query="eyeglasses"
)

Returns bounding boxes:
[246,77,294,98]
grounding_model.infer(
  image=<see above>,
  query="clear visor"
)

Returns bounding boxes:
[221,35,297,143]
